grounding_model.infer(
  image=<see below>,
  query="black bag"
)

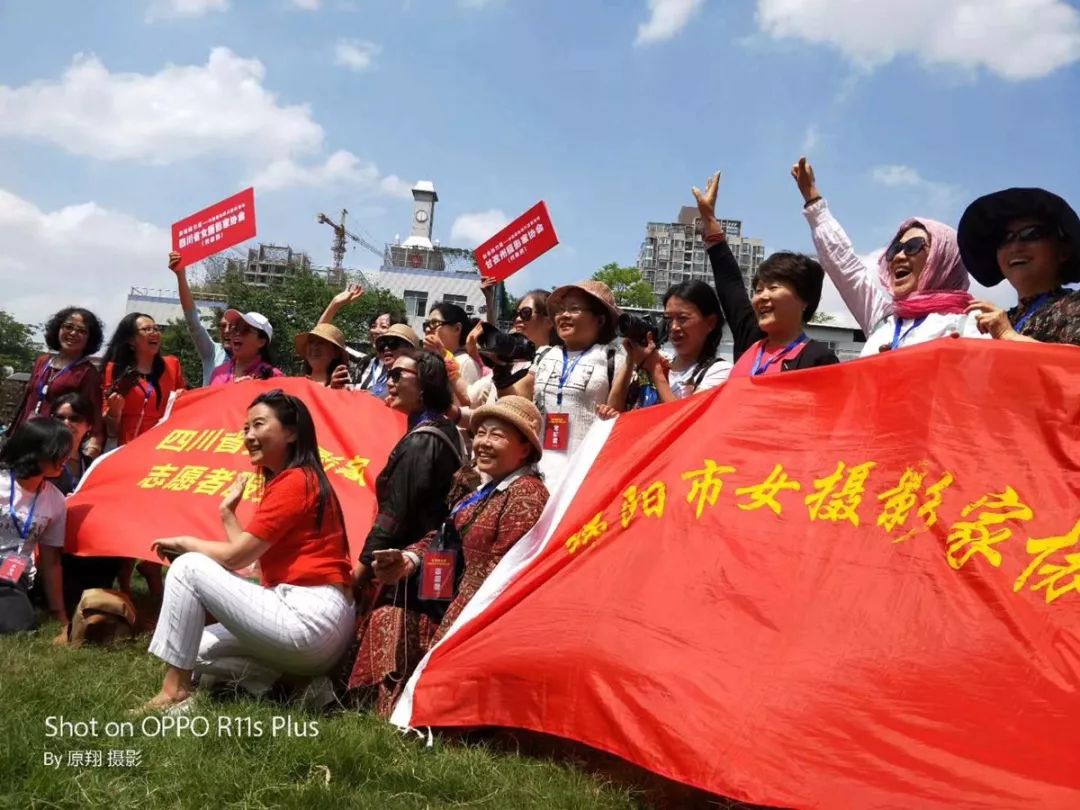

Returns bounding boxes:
[0,584,38,634]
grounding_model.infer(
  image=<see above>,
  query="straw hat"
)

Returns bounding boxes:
[375,323,420,349]
[294,323,347,358]
[547,280,621,331]
[471,395,543,459]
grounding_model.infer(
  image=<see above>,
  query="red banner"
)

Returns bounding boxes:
[67,378,404,563]
[474,201,558,282]
[171,187,257,266]
[395,341,1080,809]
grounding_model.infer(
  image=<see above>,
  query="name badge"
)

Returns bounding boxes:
[419,549,458,601]
[0,553,32,586]
[543,413,570,452]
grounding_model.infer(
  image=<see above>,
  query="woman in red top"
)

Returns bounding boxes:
[101,313,187,447]
[141,390,354,713]
[10,307,106,456]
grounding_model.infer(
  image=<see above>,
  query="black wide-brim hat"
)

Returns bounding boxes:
[957,187,1080,287]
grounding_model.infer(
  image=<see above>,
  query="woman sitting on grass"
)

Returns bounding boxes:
[140,390,354,712]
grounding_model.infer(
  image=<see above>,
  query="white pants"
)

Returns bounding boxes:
[148,552,354,692]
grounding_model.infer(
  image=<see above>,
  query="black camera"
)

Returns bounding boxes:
[476,323,536,366]
[617,313,658,346]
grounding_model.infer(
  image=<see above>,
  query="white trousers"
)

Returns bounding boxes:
[148,552,354,692]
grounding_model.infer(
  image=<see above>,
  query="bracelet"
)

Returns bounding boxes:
[703,231,726,244]
[803,195,822,208]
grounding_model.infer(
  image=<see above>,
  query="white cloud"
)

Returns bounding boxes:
[635,0,706,46]
[870,164,965,210]
[250,149,412,195]
[450,210,509,246]
[146,0,229,22]
[334,39,380,72]
[800,124,819,153]
[756,0,1080,80]
[0,188,167,331]
[0,48,324,165]
[290,0,321,8]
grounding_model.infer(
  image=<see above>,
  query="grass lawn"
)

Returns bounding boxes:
[1,619,642,810]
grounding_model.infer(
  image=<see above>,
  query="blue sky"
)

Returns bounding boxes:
[2,0,1078,330]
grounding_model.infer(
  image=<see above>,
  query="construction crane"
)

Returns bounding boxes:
[316,208,382,285]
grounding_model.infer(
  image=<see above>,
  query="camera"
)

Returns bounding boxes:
[617,313,658,346]
[476,323,536,366]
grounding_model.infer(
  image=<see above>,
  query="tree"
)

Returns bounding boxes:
[591,263,656,309]
[0,309,39,372]
[164,268,406,384]
[809,312,837,325]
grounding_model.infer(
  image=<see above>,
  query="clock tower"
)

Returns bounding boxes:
[402,180,437,249]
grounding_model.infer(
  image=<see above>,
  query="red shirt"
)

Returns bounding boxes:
[729,337,810,379]
[245,468,352,589]
[103,357,186,445]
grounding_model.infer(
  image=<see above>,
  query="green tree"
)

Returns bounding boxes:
[591,263,656,309]
[809,311,837,325]
[163,270,406,385]
[0,309,39,372]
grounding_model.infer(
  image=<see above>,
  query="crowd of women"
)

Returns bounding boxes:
[1,164,1076,716]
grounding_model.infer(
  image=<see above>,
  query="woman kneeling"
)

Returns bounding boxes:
[140,390,354,712]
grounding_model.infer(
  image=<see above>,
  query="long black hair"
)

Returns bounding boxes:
[44,307,105,357]
[429,302,479,351]
[404,348,453,413]
[663,280,725,366]
[102,312,166,406]
[519,289,559,346]
[0,417,73,480]
[248,390,344,535]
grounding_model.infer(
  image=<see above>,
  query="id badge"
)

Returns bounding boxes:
[419,549,458,601]
[0,553,31,586]
[543,413,570,452]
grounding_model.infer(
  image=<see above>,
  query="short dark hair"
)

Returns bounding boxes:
[44,307,104,357]
[51,392,94,424]
[405,348,453,413]
[663,280,725,365]
[0,417,74,479]
[751,252,825,323]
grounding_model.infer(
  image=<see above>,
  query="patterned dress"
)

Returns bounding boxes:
[347,470,548,718]
[1011,288,1080,346]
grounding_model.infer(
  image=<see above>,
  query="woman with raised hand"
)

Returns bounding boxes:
[958,188,1080,345]
[422,302,483,386]
[209,310,283,385]
[168,251,230,387]
[694,172,838,377]
[140,390,354,712]
[791,157,982,355]
[10,307,106,457]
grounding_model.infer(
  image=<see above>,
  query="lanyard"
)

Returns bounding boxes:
[557,348,585,407]
[132,381,154,438]
[34,358,80,414]
[890,316,928,350]
[408,410,441,431]
[61,458,86,492]
[8,478,43,542]
[450,482,497,518]
[1013,293,1053,333]
[751,335,807,377]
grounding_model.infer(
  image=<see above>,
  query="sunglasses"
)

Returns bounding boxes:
[998,224,1058,247]
[422,319,447,333]
[512,307,534,322]
[387,367,418,383]
[885,236,928,263]
[375,337,409,352]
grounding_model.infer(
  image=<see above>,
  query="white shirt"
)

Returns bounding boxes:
[1,471,67,587]
[803,198,988,356]
[531,343,625,493]
[660,350,733,399]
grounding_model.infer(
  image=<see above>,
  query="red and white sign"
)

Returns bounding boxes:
[171,187,257,266]
[474,201,558,282]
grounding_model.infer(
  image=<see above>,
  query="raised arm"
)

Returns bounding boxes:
[694,173,764,360]
[319,283,364,326]
[791,157,889,333]
[169,252,218,368]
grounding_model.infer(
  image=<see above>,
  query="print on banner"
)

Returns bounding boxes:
[474,201,559,282]
[171,187,257,266]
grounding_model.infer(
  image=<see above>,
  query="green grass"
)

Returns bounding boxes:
[0,620,642,810]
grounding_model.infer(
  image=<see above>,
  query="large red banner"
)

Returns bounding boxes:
[67,378,404,562]
[171,187,257,266]
[474,201,558,282]
[395,341,1080,809]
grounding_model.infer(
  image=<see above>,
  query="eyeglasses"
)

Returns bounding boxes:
[512,307,534,322]
[998,224,1058,247]
[60,322,89,336]
[387,367,418,383]
[137,325,162,335]
[662,314,697,328]
[422,319,447,333]
[375,338,409,353]
[885,236,928,262]
[232,324,253,336]
[551,305,588,317]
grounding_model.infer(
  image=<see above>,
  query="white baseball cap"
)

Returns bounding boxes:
[224,310,273,343]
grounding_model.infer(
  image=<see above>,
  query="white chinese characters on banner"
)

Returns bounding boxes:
[177,204,249,250]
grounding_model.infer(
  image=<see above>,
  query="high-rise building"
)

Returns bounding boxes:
[637,206,766,303]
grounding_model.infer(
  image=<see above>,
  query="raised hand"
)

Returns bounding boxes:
[333,282,365,308]
[168,251,184,274]
[791,156,820,204]
[220,473,249,514]
[691,171,721,222]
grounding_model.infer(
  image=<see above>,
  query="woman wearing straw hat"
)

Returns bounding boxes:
[295,323,351,388]
[348,396,548,715]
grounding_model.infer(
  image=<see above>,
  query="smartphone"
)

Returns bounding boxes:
[108,366,141,398]
[372,549,402,559]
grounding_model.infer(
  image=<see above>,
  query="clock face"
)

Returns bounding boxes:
[415,210,429,223]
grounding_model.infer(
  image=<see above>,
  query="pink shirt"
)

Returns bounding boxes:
[209,359,284,387]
